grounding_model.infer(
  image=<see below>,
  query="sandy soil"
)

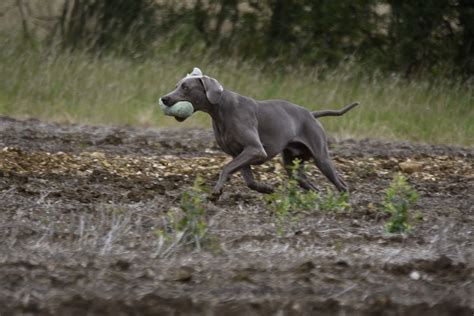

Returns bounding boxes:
[0,116,473,315]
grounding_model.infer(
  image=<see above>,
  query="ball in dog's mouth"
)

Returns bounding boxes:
[159,99,194,120]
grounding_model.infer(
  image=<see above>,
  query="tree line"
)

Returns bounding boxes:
[15,0,474,77]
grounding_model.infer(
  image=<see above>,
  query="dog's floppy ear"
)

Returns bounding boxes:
[200,76,223,104]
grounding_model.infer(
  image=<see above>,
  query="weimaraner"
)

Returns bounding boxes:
[160,68,358,199]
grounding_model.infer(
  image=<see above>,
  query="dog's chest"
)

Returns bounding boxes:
[212,121,243,157]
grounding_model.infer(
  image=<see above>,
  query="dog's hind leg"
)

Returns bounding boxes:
[282,150,320,192]
[313,157,348,192]
[240,166,274,193]
[302,125,348,193]
[306,145,348,193]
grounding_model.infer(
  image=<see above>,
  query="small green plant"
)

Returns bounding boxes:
[265,160,350,235]
[319,189,351,213]
[265,160,318,235]
[155,176,209,256]
[383,172,420,233]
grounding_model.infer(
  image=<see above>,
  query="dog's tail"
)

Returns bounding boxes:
[312,102,359,118]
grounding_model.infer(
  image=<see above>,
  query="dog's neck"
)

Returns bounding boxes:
[201,89,232,122]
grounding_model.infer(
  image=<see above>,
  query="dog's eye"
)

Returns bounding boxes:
[182,83,189,91]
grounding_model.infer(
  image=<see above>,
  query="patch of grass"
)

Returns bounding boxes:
[265,160,350,235]
[155,176,210,257]
[265,160,319,235]
[382,173,420,233]
[0,41,472,145]
[318,189,351,213]
[28,203,142,256]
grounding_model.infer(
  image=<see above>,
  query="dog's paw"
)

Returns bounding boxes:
[209,188,222,202]
[259,183,275,194]
[249,183,274,194]
[257,184,274,194]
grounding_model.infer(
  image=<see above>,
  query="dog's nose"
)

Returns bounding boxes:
[161,97,171,106]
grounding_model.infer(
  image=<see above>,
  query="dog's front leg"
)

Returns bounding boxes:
[212,146,267,199]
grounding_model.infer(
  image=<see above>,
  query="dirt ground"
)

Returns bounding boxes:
[0,116,473,315]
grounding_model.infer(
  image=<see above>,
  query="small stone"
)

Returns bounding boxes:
[399,160,423,173]
[297,261,315,273]
[90,152,106,159]
[409,270,420,280]
[173,266,193,282]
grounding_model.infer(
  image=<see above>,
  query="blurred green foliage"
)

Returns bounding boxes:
[10,0,474,77]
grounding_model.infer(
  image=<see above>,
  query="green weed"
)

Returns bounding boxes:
[265,160,317,235]
[318,189,351,213]
[265,160,350,235]
[383,173,420,233]
[155,176,209,256]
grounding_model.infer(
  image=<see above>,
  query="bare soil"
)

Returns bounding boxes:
[0,116,473,315]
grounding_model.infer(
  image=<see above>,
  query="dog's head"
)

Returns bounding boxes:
[160,67,223,121]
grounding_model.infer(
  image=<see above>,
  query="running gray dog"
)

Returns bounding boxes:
[160,68,359,199]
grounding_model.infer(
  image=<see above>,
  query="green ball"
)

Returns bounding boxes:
[159,99,194,119]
